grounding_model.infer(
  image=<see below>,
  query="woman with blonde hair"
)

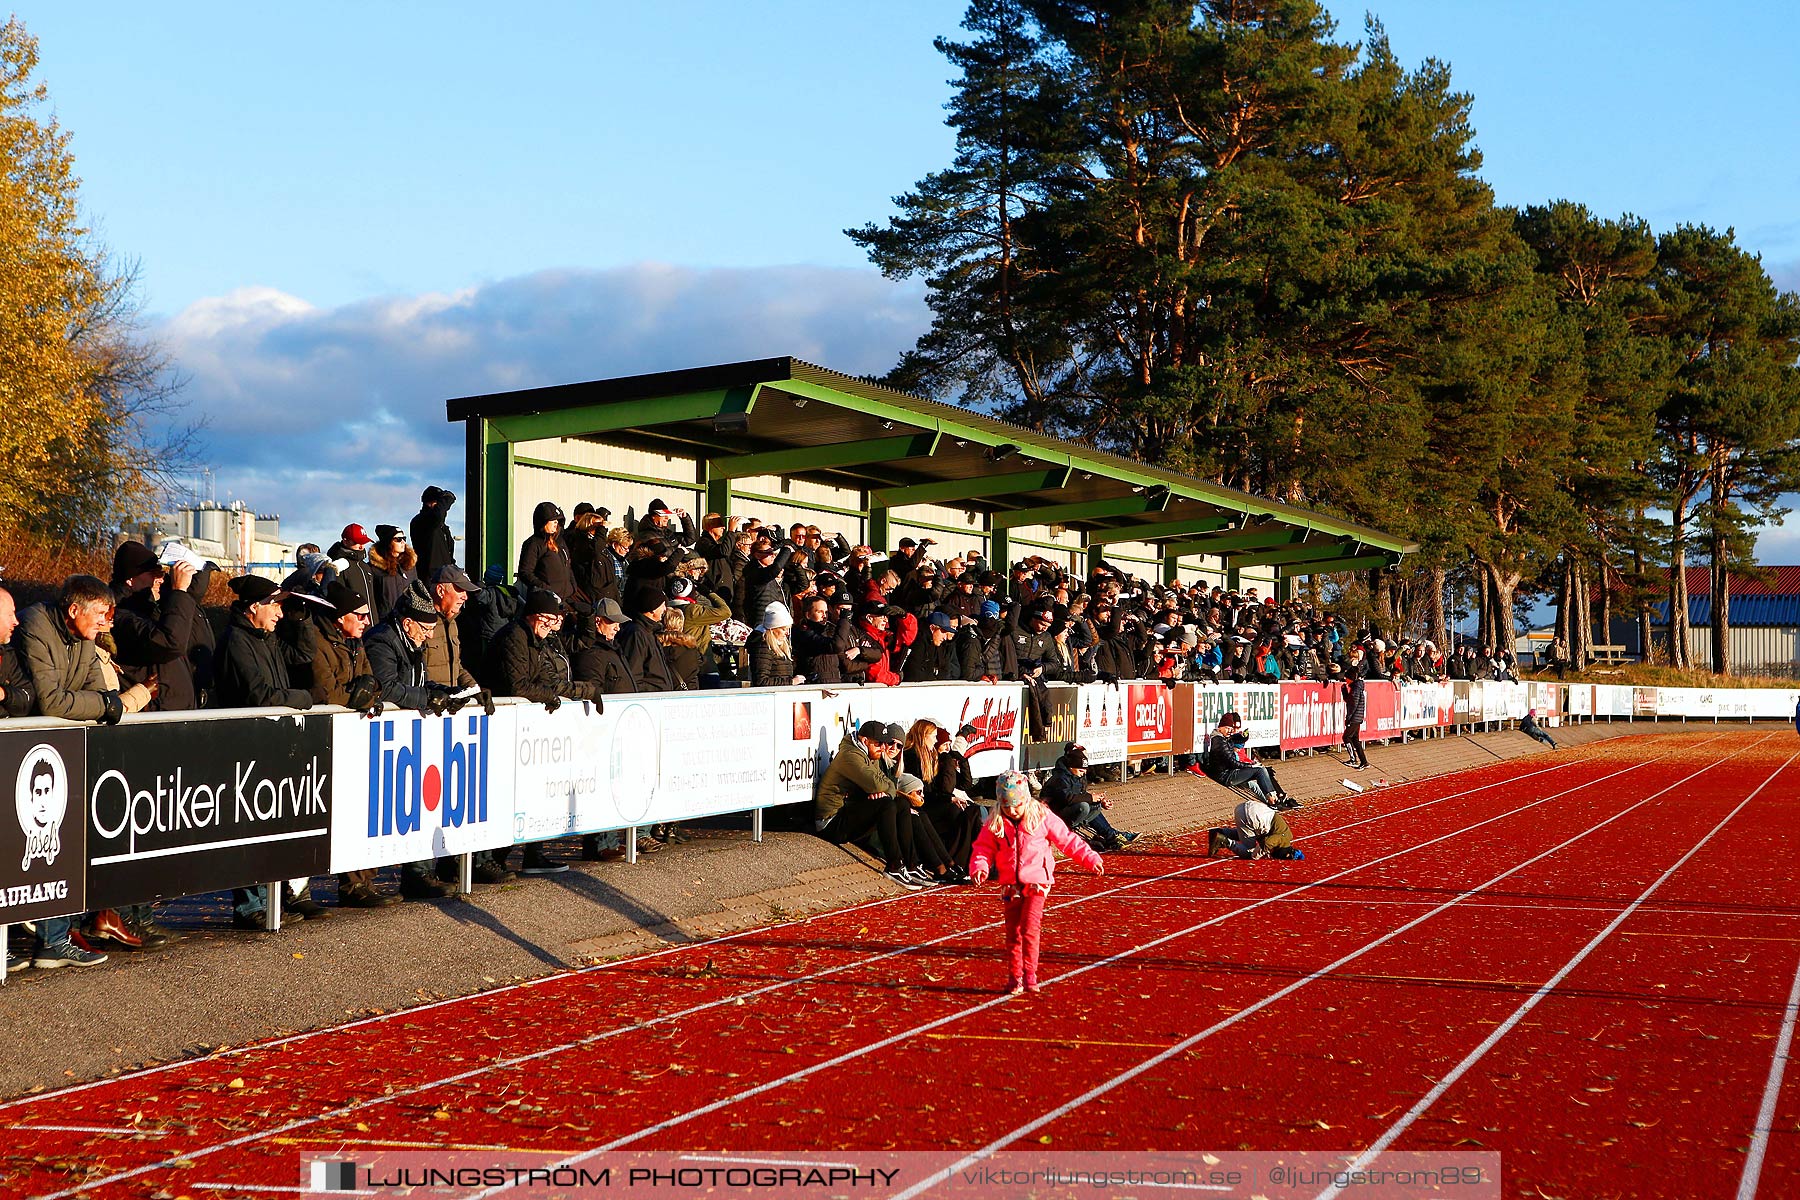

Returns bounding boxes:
[657,606,702,690]
[969,771,1102,995]
[749,602,800,687]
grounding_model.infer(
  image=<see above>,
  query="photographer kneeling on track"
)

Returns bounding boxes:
[1195,711,1296,810]
[1208,794,1304,862]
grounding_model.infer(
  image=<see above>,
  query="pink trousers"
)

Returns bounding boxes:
[1003,887,1048,988]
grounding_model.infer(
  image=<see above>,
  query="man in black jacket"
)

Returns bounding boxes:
[572,596,634,862]
[109,541,209,715]
[410,485,457,580]
[491,589,603,709]
[215,575,330,928]
[615,580,682,693]
[215,576,313,711]
[491,589,602,874]
[573,597,636,694]
[793,596,844,684]
[903,612,964,682]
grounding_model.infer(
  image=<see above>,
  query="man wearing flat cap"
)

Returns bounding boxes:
[424,564,488,707]
[215,575,312,711]
[214,575,330,927]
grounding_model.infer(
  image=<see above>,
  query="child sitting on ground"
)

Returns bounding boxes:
[1520,708,1558,749]
[1207,795,1304,861]
[968,771,1103,995]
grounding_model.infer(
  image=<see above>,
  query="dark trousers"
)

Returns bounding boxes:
[1525,726,1557,748]
[821,796,908,872]
[924,800,984,870]
[1344,721,1368,766]
[1224,764,1277,798]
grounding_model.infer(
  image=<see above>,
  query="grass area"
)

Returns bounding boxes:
[1535,662,1797,690]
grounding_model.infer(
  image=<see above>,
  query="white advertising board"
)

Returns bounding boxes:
[329,707,516,872]
[1193,683,1282,749]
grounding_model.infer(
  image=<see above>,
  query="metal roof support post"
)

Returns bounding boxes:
[1086,535,1104,576]
[479,419,514,580]
[1279,572,1296,604]
[990,523,1010,586]
[1227,565,1242,593]
[867,500,889,556]
[703,464,730,521]
[462,417,484,572]
[1161,543,1179,585]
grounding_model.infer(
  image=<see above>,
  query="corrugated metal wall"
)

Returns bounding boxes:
[1683,625,1800,672]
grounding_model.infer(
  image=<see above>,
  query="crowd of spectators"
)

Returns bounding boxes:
[0,483,1518,972]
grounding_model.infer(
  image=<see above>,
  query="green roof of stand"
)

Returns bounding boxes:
[446,356,1414,567]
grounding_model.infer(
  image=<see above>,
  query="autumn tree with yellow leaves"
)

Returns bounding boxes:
[1,16,189,536]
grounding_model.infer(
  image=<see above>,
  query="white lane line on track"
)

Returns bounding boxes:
[456,745,1713,1199]
[877,737,1764,1200]
[1317,747,1796,1200]
[1738,949,1800,1200]
[0,753,1580,1118]
[6,1124,168,1136]
[31,753,1629,1200]
[1085,896,1800,921]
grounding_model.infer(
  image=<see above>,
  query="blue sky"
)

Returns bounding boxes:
[14,1,1800,550]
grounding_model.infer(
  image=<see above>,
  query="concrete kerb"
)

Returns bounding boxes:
[0,719,1767,1100]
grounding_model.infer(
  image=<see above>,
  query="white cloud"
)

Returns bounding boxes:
[155,263,929,550]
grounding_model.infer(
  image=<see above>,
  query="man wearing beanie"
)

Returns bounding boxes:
[365,583,446,715]
[616,579,681,692]
[364,584,467,899]
[490,588,601,874]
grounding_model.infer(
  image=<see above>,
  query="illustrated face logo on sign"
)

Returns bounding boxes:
[15,743,68,870]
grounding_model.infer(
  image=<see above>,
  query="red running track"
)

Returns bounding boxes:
[3,731,1795,1200]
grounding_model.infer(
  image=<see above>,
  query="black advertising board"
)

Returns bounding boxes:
[0,728,87,923]
[86,714,332,908]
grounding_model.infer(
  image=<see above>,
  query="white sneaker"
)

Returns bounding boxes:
[884,869,926,891]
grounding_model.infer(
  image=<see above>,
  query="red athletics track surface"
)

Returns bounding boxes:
[4,731,1796,1200]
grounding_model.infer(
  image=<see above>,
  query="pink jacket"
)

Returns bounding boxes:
[969,809,1101,889]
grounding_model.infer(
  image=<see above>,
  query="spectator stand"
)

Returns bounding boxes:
[444,356,1413,602]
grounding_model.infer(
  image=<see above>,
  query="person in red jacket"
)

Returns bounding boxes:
[969,771,1103,995]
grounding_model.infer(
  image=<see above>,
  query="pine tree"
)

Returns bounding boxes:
[1649,226,1800,673]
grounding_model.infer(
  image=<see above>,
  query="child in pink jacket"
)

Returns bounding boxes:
[969,771,1103,995]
